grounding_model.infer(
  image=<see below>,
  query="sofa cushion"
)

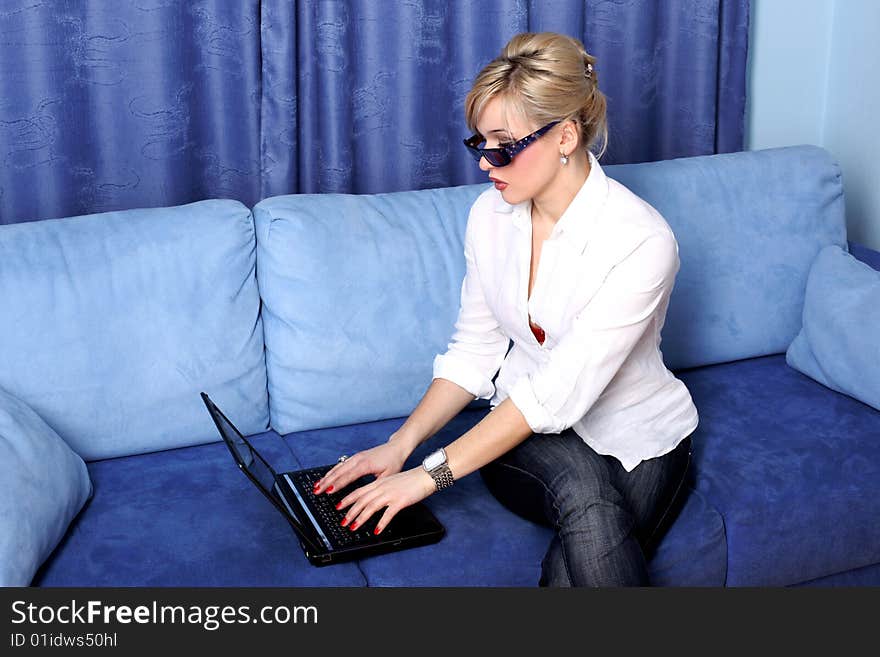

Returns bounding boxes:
[253,185,486,434]
[786,245,880,411]
[676,353,880,586]
[281,408,728,586]
[0,386,92,586]
[606,145,847,370]
[0,200,269,460]
[34,430,365,586]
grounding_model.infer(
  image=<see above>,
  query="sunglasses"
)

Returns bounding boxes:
[463,120,560,167]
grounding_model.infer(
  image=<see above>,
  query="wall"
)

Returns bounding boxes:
[746,0,880,249]
[822,1,880,249]
[745,0,833,153]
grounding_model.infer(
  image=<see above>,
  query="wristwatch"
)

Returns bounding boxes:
[422,448,454,491]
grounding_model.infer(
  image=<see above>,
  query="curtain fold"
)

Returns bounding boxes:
[0,0,749,225]
[716,0,750,154]
[0,0,264,224]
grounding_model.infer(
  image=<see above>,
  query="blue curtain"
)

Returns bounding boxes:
[0,0,749,225]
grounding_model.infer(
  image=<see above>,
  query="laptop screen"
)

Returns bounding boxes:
[202,393,323,554]
[210,401,277,497]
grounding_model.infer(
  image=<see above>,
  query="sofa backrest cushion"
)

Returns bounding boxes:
[256,145,846,434]
[254,186,485,434]
[0,200,269,460]
[605,144,846,370]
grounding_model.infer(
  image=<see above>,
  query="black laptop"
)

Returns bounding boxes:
[200,392,445,566]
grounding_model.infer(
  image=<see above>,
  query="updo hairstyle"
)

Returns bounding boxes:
[464,32,608,159]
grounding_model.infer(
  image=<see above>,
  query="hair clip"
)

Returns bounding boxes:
[585,62,594,79]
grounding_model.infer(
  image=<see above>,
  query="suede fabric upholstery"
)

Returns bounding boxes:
[253,184,486,435]
[34,431,364,587]
[849,240,880,270]
[22,147,880,587]
[278,409,728,586]
[0,387,92,586]
[0,200,269,461]
[606,145,847,370]
[678,354,880,586]
[35,407,725,586]
[791,562,880,587]
[42,341,880,587]
[786,245,880,411]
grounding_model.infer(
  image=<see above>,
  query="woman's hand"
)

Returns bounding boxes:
[335,467,436,535]
[313,438,410,496]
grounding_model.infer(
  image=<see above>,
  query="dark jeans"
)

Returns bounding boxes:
[479,429,692,587]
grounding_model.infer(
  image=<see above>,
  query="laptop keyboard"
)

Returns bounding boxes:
[290,467,381,548]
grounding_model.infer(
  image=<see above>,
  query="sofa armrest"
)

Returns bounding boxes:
[848,240,880,271]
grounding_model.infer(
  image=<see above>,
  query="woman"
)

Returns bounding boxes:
[313,32,699,586]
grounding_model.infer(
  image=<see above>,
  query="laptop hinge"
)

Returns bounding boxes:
[274,478,331,553]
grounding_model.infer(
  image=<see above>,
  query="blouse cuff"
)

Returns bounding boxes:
[432,353,496,400]
[508,375,565,434]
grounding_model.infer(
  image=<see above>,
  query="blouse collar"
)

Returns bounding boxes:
[497,150,610,254]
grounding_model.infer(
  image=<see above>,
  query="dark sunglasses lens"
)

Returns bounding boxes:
[484,150,510,167]
[465,145,483,162]
[464,141,511,167]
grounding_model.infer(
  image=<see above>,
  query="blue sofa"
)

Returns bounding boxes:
[3,145,879,587]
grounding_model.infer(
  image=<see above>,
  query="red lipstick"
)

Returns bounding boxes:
[489,176,508,191]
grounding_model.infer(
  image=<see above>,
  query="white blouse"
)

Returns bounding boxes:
[433,152,699,472]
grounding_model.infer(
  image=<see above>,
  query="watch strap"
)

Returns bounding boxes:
[430,464,454,491]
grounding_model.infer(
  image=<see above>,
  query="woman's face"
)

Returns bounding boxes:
[474,95,560,206]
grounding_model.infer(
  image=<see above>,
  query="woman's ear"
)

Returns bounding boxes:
[559,120,580,153]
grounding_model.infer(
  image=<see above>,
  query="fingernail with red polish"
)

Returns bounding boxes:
[349,522,358,531]
[326,486,334,493]
[340,517,348,527]
[373,527,381,535]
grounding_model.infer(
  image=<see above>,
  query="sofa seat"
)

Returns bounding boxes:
[281,408,727,586]
[279,352,880,587]
[677,353,880,586]
[32,353,880,588]
[33,432,366,587]
[33,406,726,587]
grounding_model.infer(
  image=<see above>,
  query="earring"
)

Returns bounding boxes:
[560,152,569,165]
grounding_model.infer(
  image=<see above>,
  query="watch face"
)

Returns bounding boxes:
[424,449,445,470]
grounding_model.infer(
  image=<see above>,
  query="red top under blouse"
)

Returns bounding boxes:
[529,320,545,345]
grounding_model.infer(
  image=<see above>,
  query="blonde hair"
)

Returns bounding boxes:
[464,32,608,159]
